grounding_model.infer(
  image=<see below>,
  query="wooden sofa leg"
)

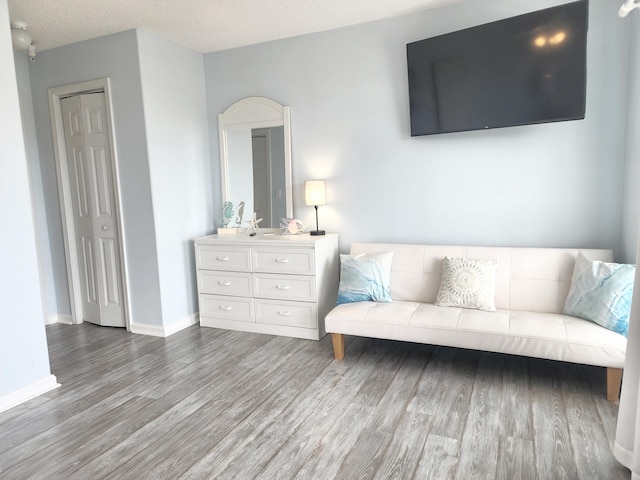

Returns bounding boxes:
[331,333,345,360]
[607,367,623,402]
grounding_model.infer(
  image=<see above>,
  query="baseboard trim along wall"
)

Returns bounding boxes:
[129,313,199,338]
[164,313,199,337]
[0,375,60,414]
[46,314,73,325]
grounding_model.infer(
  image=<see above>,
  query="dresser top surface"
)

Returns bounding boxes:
[194,232,338,246]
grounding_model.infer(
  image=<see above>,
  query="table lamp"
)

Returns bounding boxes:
[304,180,326,236]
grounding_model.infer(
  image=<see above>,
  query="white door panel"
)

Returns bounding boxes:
[61,93,125,327]
[92,146,113,217]
[81,236,98,303]
[70,147,89,217]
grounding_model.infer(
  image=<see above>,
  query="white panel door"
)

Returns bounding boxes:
[61,93,125,327]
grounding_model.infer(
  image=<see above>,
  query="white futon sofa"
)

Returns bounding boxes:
[325,243,627,401]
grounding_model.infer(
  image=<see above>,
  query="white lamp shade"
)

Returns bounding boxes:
[11,27,31,50]
[304,180,327,206]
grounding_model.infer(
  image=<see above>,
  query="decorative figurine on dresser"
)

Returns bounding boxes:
[193,232,339,340]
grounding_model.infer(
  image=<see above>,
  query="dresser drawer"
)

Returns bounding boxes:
[254,273,315,302]
[198,271,252,296]
[255,299,317,329]
[196,246,251,272]
[199,294,254,322]
[252,248,314,275]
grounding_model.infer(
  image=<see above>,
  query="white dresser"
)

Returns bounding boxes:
[194,233,339,340]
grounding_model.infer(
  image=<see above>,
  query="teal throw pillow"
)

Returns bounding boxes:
[563,251,635,337]
[336,252,393,305]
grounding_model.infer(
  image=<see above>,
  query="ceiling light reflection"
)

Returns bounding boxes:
[549,31,566,44]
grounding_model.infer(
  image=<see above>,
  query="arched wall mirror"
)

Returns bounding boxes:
[218,97,293,228]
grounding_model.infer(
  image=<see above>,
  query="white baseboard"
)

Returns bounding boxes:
[0,375,60,414]
[129,322,165,337]
[164,313,199,336]
[129,313,198,338]
[46,314,73,325]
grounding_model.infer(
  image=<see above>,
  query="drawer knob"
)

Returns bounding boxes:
[275,258,289,264]
[278,311,291,316]
[219,305,232,311]
[216,256,230,261]
[218,281,232,286]
[276,284,290,290]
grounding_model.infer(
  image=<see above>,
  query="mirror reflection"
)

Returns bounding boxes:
[219,97,292,229]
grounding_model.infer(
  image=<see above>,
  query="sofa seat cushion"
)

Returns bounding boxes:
[325,301,626,368]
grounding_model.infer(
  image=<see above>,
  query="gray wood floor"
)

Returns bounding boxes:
[0,323,630,480]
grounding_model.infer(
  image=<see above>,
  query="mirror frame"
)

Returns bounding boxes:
[218,97,293,223]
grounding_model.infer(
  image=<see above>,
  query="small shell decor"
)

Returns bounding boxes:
[280,218,308,235]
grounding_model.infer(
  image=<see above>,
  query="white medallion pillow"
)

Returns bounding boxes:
[435,257,498,311]
[336,252,394,305]
[563,251,634,337]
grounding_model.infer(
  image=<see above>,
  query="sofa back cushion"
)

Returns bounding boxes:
[349,243,613,314]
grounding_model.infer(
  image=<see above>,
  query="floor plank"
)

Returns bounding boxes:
[0,324,630,480]
[531,360,579,479]
[334,427,391,480]
[414,433,460,479]
[373,410,433,480]
[454,354,504,480]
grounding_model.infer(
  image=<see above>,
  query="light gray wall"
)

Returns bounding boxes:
[623,13,640,263]
[204,0,629,259]
[9,0,638,343]
[0,0,52,395]
[137,30,211,326]
[29,30,163,327]
[13,52,59,321]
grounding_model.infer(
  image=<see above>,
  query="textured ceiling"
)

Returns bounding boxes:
[7,0,459,54]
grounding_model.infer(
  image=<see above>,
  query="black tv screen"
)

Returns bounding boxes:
[407,1,588,136]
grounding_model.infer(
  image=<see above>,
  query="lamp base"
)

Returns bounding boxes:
[310,230,326,236]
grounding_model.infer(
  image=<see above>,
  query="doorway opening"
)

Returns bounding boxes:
[49,78,130,330]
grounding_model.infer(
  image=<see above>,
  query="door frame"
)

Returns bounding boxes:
[251,128,273,226]
[48,78,131,330]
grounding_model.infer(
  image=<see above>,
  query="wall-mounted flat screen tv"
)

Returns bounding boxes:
[407,0,588,136]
